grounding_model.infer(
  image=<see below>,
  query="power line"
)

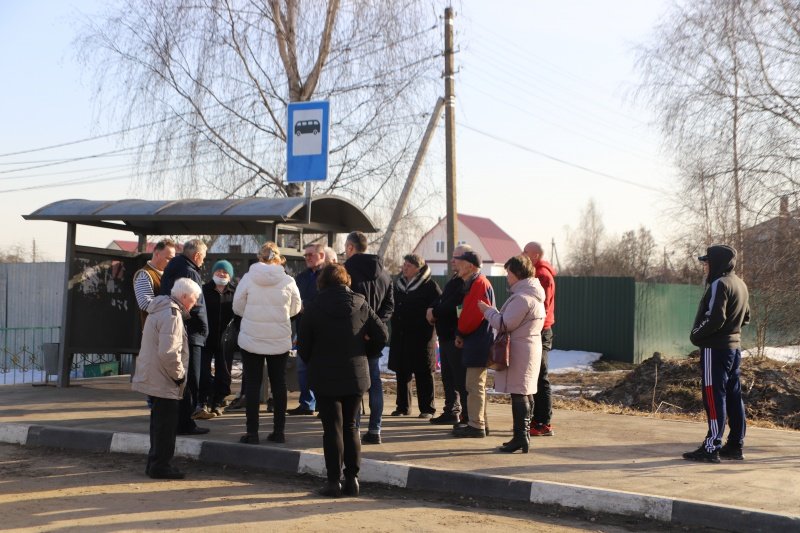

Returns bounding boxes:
[457,122,667,193]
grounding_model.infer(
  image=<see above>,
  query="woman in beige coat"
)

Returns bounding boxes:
[478,255,545,453]
[133,277,201,479]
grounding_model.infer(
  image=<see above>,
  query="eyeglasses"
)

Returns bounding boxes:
[303,253,316,258]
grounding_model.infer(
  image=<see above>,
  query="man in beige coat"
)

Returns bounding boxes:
[133,277,201,479]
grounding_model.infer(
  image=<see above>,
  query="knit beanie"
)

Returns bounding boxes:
[212,260,234,278]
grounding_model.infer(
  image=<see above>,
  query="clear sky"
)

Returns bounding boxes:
[0,0,675,265]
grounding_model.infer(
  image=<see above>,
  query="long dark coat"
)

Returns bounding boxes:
[297,285,388,397]
[388,275,441,374]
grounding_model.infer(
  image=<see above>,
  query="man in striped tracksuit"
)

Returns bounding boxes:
[684,244,750,463]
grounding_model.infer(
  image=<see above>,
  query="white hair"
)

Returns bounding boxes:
[171,277,201,299]
[323,246,338,263]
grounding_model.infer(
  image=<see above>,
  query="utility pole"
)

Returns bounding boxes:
[550,238,562,272]
[378,97,445,259]
[32,239,36,263]
[444,7,458,276]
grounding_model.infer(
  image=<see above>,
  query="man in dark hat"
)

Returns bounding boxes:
[683,244,750,463]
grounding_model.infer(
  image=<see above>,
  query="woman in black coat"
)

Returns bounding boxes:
[388,255,442,418]
[298,263,388,498]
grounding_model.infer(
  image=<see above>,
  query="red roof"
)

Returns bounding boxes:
[459,214,521,264]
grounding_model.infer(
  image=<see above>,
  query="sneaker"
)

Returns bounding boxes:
[287,406,315,416]
[418,412,434,420]
[453,425,485,438]
[530,423,554,437]
[429,412,459,425]
[211,406,225,417]
[361,432,381,445]
[719,443,745,460]
[682,446,720,463]
[390,409,410,416]
[192,406,215,420]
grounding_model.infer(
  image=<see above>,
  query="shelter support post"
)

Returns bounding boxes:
[137,234,147,252]
[57,223,76,388]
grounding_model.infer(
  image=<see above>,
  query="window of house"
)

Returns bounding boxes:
[228,244,242,254]
[435,241,445,253]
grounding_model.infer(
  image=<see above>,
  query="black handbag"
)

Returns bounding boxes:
[221,316,241,359]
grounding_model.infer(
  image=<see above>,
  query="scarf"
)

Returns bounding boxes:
[396,264,431,294]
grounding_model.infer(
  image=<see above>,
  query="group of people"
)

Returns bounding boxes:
[129,232,560,493]
[129,227,751,494]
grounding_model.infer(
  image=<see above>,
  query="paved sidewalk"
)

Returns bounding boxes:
[1,376,798,532]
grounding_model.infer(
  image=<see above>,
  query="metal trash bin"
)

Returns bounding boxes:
[41,343,59,385]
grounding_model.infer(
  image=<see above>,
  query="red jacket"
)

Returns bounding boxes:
[457,273,494,336]
[535,260,556,329]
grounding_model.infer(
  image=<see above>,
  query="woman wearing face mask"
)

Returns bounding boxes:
[197,260,237,419]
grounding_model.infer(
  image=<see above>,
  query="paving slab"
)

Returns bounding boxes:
[1,376,798,531]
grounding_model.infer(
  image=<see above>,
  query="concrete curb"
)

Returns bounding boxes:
[1,422,797,533]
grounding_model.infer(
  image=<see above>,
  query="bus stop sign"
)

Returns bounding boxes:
[287,100,330,183]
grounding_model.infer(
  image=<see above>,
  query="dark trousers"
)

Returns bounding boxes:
[395,356,436,414]
[147,396,179,474]
[441,339,467,421]
[200,346,234,407]
[438,340,460,416]
[317,394,362,482]
[242,350,288,435]
[531,328,553,425]
[177,344,202,432]
[700,347,746,451]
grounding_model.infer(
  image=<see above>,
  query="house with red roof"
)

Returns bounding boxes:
[412,214,521,275]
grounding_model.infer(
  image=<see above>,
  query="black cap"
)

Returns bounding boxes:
[698,254,709,262]
[453,250,482,268]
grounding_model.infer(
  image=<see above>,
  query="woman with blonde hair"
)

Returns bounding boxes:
[233,242,302,444]
[478,254,545,453]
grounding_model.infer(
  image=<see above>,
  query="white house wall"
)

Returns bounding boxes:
[413,219,501,276]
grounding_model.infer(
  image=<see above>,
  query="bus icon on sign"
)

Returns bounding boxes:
[294,120,320,136]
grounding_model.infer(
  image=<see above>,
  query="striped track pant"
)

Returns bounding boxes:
[700,347,746,452]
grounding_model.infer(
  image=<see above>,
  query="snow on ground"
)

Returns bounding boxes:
[743,345,800,363]
[547,350,603,373]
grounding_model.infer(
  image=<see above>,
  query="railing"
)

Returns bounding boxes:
[0,327,61,385]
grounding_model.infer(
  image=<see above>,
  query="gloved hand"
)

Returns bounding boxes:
[173,375,186,386]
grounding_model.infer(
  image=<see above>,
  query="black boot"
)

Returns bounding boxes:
[499,395,529,454]
[343,476,360,497]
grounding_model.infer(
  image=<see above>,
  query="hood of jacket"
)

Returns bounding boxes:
[246,262,288,287]
[344,253,385,282]
[536,259,557,278]
[146,294,185,316]
[316,285,366,318]
[702,244,736,282]
[512,276,544,302]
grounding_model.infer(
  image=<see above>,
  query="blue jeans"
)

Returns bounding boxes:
[356,357,383,434]
[296,355,316,411]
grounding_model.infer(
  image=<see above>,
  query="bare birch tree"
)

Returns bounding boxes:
[77,0,442,212]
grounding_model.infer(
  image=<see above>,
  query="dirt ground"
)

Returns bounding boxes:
[0,444,699,533]
[385,354,800,430]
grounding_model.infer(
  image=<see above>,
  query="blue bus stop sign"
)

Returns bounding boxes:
[287,101,330,183]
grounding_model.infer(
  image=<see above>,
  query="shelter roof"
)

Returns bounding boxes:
[23,196,377,235]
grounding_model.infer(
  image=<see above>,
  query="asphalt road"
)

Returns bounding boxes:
[0,443,693,532]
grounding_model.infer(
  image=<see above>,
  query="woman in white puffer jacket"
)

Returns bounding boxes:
[233,241,301,445]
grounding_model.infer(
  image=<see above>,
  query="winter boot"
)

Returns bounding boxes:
[499,394,530,453]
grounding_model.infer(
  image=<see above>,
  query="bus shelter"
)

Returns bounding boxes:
[23,196,377,387]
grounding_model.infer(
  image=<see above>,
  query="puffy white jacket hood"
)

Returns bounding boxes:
[233,262,302,355]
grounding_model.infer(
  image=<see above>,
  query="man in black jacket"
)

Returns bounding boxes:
[160,238,210,435]
[288,243,326,415]
[683,244,750,463]
[344,231,394,444]
[426,245,468,426]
